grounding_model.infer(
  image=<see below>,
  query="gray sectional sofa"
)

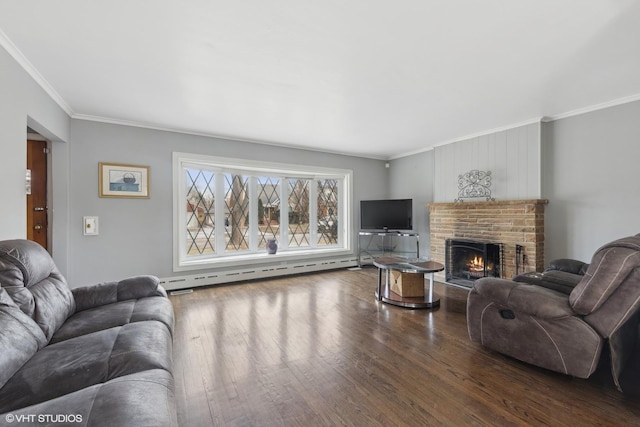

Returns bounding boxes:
[0,239,177,426]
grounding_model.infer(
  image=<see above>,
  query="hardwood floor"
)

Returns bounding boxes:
[170,267,640,426]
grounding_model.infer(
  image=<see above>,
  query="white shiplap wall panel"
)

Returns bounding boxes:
[528,122,541,196]
[434,122,541,202]
[509,126,528,198]
[476,134,490,171]
[494,129,508,199]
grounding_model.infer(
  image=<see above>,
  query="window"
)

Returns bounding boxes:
[174,153,352,270]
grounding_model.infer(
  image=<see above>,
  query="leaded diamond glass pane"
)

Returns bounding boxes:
[185,168,215,256]
[224,174,250,252]
[317,179,338,245]
[256,176,280,248]
[288,179,310,247]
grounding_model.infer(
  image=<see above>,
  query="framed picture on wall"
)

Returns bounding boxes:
[99,162,150,198]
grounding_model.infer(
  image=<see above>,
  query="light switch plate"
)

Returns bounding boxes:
[83,216,99,235]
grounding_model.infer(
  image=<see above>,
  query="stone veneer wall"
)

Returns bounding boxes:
[427,199,548,283]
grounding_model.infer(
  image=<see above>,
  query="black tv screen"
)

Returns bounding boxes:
[360,199,413,231]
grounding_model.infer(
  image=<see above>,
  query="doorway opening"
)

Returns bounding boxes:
[26,129,49,251]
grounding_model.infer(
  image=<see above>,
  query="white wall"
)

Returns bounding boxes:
[0,45,70,263]
[433,122,541,202]
[542,100,640,263]
[388,150,434,258]
[66,119,388,285]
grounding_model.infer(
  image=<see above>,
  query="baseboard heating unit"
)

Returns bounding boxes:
[159,256,358,291]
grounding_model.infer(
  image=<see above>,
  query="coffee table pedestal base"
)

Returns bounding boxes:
[375,289,440,309]
[374,258,444,310]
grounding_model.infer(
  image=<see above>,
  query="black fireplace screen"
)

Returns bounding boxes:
[445,238,503,287]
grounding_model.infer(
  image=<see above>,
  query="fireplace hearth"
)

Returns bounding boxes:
[445,238,503,287]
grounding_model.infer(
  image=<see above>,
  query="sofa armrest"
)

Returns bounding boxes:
[545,258,589,275]
[513,270,583,295]
[72,275,166,312]
[473,277,575,319]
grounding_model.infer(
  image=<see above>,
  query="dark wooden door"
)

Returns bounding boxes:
[26,139,48,250]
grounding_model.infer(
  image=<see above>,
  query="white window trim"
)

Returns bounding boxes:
[173,152,353,272]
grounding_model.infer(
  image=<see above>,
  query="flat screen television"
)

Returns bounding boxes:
[360,199,413,231]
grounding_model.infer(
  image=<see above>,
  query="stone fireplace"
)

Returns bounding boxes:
[427,199,548,285]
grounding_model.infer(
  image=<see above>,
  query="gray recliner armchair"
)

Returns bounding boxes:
[467,234,640,391]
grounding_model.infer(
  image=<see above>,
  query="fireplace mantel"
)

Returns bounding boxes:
[427,199,548,283]
[428,199,548,209]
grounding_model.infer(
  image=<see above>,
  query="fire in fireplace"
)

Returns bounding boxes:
[445,238,503,287]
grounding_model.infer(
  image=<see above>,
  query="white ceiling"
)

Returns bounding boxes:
[2,1,640,159]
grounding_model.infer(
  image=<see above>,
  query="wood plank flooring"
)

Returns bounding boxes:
[170,267,640,426]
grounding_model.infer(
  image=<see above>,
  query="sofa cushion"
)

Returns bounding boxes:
[0,321,172,413]
[51,296,174,343]
[0,240,75,341]
[0,288,48,390]
[1,370,177,427]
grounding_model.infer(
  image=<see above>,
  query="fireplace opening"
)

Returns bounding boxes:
[445,238,503,287]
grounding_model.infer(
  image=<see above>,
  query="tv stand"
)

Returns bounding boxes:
[357,231,419,267]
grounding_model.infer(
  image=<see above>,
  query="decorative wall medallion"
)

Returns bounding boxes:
[455,170,494,202]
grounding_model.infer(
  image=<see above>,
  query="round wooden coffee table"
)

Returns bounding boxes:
[373,257,444,308]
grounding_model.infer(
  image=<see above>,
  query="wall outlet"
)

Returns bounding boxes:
[83,216,99,235]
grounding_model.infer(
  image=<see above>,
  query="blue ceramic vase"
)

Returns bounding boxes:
[266,239,278,254]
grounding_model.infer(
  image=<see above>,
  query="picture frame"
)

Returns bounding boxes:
[99,162,150,198]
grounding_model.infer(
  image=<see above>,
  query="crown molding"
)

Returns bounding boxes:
[72,114,388,161]
[543,93,640,122]
[389,117,544,160]
[391,92,640,160]
[0,28,74,116]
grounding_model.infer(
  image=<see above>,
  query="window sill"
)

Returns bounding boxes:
[175,247,353,272]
